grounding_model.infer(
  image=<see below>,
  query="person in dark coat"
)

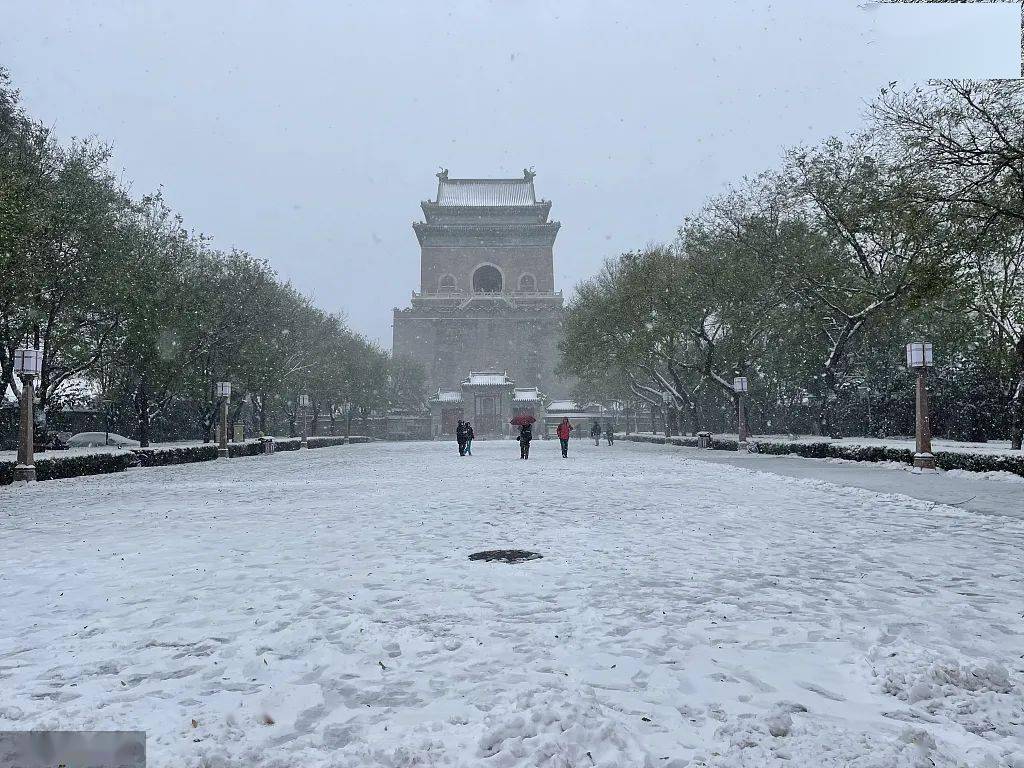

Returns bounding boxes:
[605,422,615,445]
[518,423,532,459]
[464,422,475,455]
[590,420,601,446]
[455,420,467,456]
[556,417,573,457]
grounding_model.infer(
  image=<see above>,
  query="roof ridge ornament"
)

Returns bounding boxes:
[523,167,535,181]
[437,168,449,180]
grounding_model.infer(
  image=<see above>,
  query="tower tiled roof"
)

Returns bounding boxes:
[434,169,538,207]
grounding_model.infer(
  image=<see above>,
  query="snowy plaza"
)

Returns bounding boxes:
[2,440,1023,767]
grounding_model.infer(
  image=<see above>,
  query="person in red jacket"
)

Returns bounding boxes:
[556,417,573,458]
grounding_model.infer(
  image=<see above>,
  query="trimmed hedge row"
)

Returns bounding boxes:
[0,435,375,486]
[137,445,218,466]
[0,451,139,485]
[618,434,1024,477]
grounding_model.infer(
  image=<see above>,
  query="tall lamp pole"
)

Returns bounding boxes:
[661,390,672,437]
[13,348,42,483]
[733,376,749,451]
[906,342,935,471]
[216,381,231,458]
[299,393,310,449]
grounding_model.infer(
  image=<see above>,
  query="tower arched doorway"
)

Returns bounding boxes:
[472,264,503,293]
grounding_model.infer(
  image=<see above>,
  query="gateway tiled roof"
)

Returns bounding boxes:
[434,170,538,207]
[546,399,577,412]
[432,390,463,403]
[513,388,542,402]
[464,371,513,386]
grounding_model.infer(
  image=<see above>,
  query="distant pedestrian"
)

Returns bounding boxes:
[518,423,532,459]
[605,423,614,446]
[590,420,601,446]
[556,417,573,458]
[465,422,475,455]
[456,420,467,456]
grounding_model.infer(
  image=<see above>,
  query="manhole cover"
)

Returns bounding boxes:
[468,550,542,564]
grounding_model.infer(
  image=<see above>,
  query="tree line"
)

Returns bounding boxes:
[0,69,424,446]
[560,80,1024,448]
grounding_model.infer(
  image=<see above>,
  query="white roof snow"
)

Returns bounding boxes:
[433,390,463,403]
[436,176,536,207]
[546,399,577,412]
[464,371,512,386]
[513,388,541,402]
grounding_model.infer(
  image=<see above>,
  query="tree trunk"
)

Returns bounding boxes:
[1010,374,1024,450]
[137,376,151,448]
[33,401,47,453]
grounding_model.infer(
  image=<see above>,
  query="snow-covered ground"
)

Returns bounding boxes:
[1,440,1022,767]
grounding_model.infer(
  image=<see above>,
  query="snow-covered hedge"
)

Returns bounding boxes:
[307,436,348,449]
[0,435,374,485]
[617,434,1024,477]
[0,451,139,485]
[136,445,219,466]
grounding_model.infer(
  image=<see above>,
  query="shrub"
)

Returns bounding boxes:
[228,441,265,458]
[136,445,219,466]
[307,436,348,449]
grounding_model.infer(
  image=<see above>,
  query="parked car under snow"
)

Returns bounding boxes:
[66,432,141,448]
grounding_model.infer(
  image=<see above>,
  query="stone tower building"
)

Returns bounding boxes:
[392,169,568,436]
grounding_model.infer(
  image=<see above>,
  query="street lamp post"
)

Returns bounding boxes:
[661,390,673,437]
[13,348,42,483]
[906,342,935,471]
[299,393,310,449]
[733,376,749,451]
[216,381,231,458]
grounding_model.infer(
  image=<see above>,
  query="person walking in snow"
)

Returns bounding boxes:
[464,421,475,455]
[455,420,468,456]
[590,420,601,446]
[605,422,614,446]
[556,417,573,458]
[518,422,532,459]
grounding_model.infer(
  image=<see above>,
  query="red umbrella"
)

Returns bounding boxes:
[510,413,536,426]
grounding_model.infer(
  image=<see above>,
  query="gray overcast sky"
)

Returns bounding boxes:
[2,1,1019,345]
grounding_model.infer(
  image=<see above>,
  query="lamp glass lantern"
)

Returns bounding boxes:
[905,342,933,369]
[661,390,671,406]
[298,393,311,408]
[216,381,232,399]
[14,348,42,376]
[733,376,748,393]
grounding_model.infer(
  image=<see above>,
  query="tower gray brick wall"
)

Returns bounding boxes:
[393,169,570,400]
